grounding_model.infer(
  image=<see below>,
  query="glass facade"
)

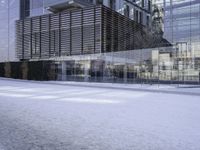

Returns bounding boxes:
[153,0,200,44]
[55,0,200,83]
[0,0,200,83]
[0,0,20,62]
[151,0,200,83]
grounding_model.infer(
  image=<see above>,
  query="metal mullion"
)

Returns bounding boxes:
[81,9,83,55]
[22,21,24,60]
[39,16,42,58]
[70,11,72,56]
[30,19,32,59]
[59,13,61,57]
[94,7,96,53]
[49,15,51,58]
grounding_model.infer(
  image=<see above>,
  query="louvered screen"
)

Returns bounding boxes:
[60,11,71,56]
[41,15,50,58]
[16,5,170,60]
[32,17,41,59]
[95,7,101,54]
[83,8,94,54]
[16,20,23,59]
[23,18,31,59]
[50,14,60,57]
[71,11,82,55]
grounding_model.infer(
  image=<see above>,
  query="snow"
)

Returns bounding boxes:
[0,78,200,150]
[46,80,200,95]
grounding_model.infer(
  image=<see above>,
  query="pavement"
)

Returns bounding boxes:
[0,78,200,150]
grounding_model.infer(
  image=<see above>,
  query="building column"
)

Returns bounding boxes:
[124,64,128,83]
[62,61,66,81]
[84,61,90,82]
[102,61,107,82]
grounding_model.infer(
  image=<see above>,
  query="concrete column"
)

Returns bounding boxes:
[84,61,90,82]
[62,61,66,81]
[102,62,107,82]
[124,64,128,83]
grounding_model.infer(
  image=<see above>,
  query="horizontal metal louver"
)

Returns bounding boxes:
[16,5,170,60]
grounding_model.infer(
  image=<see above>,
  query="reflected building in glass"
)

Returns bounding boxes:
[152,0,200,82]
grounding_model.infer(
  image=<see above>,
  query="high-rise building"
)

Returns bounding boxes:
[153,0,200,44]
[21,0,152,26]
[16,0,166,61]
[0,0,152,62]
[0,0,200,83]
[151,0,200,83]
[0,0,20,62]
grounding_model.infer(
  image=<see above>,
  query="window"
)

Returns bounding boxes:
[142,0,144,8]
[130,8,134,20]
[30,0,43,9]
[147,15,149,26]
[148,0,151,11]
[96,0,103,5]
[124,5,130,18]
[139,11,143,24]
[20,0,30,19]
[135,10,139,23]
[109,0,116,10]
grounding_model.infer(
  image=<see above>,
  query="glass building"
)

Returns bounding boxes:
[24,0,152,26]
[0,0,20,62]
[151,0,200,83]
[0,0,200,84]
[0,0,151,61]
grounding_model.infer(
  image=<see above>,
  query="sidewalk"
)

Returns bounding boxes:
[0,77,200,96]
[48,80,200,96]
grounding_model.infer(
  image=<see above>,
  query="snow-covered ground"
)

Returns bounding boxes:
[0,78,200,150]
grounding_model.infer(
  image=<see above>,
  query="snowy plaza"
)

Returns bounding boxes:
[0,78,200,150]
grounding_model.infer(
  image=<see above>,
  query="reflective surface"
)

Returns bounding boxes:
[1,0,200,84]
[56,46,200,84]
[0,0,19,62]
[154,0,200,44]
